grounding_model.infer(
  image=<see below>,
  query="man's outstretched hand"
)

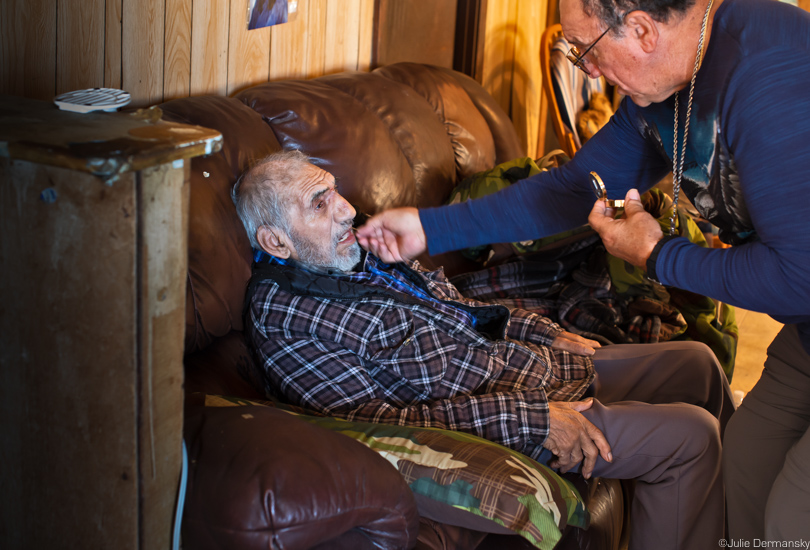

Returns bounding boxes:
[356,207,427,263]
[551,331,601,356]
[545,399,612,479]
[587,188,663,269]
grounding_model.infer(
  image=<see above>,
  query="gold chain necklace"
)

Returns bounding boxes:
[670,0,714,236]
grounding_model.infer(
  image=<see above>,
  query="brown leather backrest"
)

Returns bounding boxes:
[160,63,522,371]
[160,96,282,353]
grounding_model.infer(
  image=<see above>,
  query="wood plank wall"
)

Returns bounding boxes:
[0,0,374,108]
[373,0,458,69]
[481,0,548,157]
[3,0,808,154]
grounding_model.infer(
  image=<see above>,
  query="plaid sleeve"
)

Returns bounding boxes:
[505,307,563,347]
[255,330,552,454]
[257,335,379,414]
[415,262,563,347]
[343,388,552,455]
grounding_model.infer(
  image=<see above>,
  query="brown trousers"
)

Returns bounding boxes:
[583,341,735,550]
[724,324,810,541]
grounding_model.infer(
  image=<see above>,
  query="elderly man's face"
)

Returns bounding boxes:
[280,162,362,271]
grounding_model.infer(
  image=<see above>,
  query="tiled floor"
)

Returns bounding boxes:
[729,307,783,401]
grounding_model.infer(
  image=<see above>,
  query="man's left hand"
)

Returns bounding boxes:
[587,188,663,269]
[551,331,601,356]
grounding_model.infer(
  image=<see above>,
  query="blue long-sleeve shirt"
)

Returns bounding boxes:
[420,0,810,351]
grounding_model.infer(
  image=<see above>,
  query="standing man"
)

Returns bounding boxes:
[357,0,810,542]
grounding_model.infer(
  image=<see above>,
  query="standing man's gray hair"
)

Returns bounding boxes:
[232,149,312,249]
[582,0,696,32]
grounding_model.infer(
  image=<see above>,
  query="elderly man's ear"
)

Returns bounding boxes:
[257,226,291,259]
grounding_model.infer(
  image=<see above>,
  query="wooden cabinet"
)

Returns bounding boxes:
[0,97,221,549]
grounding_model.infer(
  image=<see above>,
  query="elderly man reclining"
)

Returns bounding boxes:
[233,150,735,550]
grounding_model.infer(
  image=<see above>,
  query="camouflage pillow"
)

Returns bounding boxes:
[205,394,588,550]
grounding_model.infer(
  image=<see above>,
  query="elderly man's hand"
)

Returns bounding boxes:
[588,188,663,269]
[551,331,601,356]
[545,399,612,479]
[356,207,427,263]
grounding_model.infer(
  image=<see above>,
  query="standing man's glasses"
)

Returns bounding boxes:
[566,26,612,75]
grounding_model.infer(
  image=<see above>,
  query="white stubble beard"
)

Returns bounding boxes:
[289,221,362,272]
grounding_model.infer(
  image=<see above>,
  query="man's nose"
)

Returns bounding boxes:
[583,57,602,78]
[335,195,356,222]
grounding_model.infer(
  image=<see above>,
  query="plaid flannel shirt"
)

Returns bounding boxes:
[246,253,594,460]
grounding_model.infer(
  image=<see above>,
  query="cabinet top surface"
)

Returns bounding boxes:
[0,96,222,177]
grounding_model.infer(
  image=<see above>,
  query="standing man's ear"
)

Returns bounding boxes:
[257,226,291,259]
[623,10,659,53]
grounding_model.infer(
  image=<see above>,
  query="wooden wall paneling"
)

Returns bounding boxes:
[480,0,518,117]
[325,0,361,73]
[0,0,18,96]
[372,0,458,69]
[511,0,545,156]
[0,0,57,100]
[0,1,15,95]
[303,0,328,78]
[800,0,810,11]
[104,0,123,89]
[25,0,58,99]
[227,0,271,96]
[357,0,375,71]
[540,0,561,155]
[57,0,106,95]
[164,0,192,100]
[269,0,312,80]
[453,0,488,82]
[123,0,165,107]
[190,0,230,97]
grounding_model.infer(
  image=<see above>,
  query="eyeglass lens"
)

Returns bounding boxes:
[566,26,611,75]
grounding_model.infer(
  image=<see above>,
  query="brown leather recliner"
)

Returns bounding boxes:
[160,62,626,550]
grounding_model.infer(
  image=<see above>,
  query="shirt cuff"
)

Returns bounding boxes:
[515,394,550,448]
[533,316,564,346]
[646,235,680,284]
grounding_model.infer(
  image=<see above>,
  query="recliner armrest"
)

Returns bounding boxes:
[182,396,420,550]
